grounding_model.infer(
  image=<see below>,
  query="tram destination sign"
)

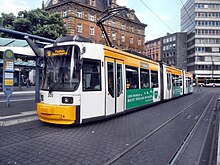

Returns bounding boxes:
[3,49,14,95]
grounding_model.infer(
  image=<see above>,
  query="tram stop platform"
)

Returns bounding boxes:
[0,86,37,126]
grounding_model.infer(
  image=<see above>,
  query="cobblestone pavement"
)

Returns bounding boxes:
[0,88,218,165]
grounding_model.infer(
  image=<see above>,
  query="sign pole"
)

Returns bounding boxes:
[3,49,14,107]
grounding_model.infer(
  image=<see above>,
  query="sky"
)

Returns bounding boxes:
[0,0,188,41]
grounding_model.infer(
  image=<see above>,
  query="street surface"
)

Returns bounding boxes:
[0,87,219,164]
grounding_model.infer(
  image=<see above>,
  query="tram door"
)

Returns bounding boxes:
[105,58,124,116]
[167,73,172,99]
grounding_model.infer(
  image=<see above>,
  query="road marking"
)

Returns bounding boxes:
[0,91,35,95]
[0,98,35,103]
[0,110,36,119]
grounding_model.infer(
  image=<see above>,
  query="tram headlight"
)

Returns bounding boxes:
[62,97,73,104]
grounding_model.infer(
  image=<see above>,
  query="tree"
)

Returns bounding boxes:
[0,8,66,39]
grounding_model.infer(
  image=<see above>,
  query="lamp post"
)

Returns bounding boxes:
[211,56,214,79]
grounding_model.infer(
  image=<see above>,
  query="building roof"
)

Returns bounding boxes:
[0,38,29,47]
[0,37,46,56]
[45,0,147,26]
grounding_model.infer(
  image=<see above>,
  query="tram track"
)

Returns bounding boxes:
[168,93,216,164]
[104,93,211,165]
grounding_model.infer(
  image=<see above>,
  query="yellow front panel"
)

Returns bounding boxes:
[37,103,76,124]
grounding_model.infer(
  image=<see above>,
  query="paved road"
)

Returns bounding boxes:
[0,87,219,164]
[0,92,35,103]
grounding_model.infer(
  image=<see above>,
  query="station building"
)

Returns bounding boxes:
[0,38,36,89]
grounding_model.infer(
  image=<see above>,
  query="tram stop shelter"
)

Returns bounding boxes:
[0,37,45,91]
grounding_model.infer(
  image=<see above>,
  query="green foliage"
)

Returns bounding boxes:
[0,8,66,39]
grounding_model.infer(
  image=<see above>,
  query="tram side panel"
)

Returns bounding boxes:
[183,71,193,94]
[125,62,161,111]
[80,45,105,123]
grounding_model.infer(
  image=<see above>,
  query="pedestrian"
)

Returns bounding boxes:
[26,78,30,88]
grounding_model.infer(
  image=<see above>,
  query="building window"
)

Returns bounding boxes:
[138,38,141,46]
[121,23,125,30]
[112,20,116,27]
[138,28,141,34]
[90,0,96,6]
[121,34,125,42]
[112,31,116,40]
[130,36,133,44]
[77,23,82,33]
[63,10,67,17]
[90,14,94,21]
[131,26,134,32]
[90,26,95,35]
[77,10,82,18]
[102,32,105,38]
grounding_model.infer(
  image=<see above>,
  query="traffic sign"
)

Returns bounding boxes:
[3,49,14,107]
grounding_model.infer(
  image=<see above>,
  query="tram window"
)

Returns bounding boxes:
[117,64,123,96]
[107,62,114,97]
[167,73,171,90]
[140,69,150,89]
[172,74,176,87]
[126,66,139,89]
[151,70,158,88]
[82,59,101,91]
[179,76,183,86]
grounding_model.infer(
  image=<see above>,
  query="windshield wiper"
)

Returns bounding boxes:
[48,80,60,93]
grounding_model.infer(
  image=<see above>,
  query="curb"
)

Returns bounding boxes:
[0,91,35,95]
[0,115,38,126]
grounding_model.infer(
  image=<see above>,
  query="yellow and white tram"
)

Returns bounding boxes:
[37,37,193,124]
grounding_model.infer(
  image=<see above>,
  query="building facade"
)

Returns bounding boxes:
[161,33,187,70]
[145,32,187,70]
[145,38,161,61]
[181,0,220,83]
[45,0,147,53]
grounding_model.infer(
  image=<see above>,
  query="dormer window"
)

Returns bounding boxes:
[52,0,58,5]
[63,10,67,17]
[77,9,82,18]
[130,13,134,20]
[90,0,96,7]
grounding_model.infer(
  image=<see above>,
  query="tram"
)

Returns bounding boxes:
[37,37,193,125]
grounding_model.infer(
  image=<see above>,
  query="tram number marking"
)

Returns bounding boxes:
[48,93,53,98]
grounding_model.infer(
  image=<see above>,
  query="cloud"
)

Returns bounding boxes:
[0,0,31,15]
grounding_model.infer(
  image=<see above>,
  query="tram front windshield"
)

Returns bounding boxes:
[42,45,80,91]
